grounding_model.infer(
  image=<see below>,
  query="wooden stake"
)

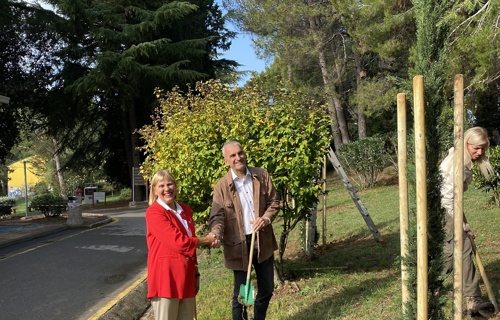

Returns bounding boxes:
[322,155,327,246]
[397,93,409,311]
[453,74,464,319]
[413,75,428,320]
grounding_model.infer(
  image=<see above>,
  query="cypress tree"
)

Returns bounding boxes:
[404,0,456,318]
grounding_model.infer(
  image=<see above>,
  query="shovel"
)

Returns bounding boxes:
[470,236,499,315]
[464,214,499,315]
[239,230,256,305]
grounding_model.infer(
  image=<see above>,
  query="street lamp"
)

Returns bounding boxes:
[23,161,28,217]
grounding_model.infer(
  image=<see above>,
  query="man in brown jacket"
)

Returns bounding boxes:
[209,141,280,320]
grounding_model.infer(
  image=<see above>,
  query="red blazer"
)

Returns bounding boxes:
[145,201,199,299]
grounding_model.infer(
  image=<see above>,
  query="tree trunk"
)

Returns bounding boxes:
[355,53,367,139]
[287,62,293,82]
[358,112,367,139]
[305,205,317,259]
[309,19,349,146]
[52,138,65,196]
[304,3,349,148]
[128,103,144,201]
[327,96,343,150]
[121,108,134,189]
[331,94,350,144]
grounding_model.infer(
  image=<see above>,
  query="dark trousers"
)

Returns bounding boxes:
[443,212,481,297]
[232,238,274,320]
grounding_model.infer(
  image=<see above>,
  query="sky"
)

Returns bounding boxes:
[217,4,268,85]
[221,30,268,85]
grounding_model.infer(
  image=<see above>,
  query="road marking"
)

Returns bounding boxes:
[88,271,148,320]
[75,244,134,252]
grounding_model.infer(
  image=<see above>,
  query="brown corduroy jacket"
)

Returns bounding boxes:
[209,166,280,271]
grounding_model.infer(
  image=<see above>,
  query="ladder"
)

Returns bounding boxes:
[327,147,385,244]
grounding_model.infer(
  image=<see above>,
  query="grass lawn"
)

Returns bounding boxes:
[195,167,500,320]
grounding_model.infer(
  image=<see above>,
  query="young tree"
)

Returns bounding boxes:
[138,79,331,277]
[405,0,457,318]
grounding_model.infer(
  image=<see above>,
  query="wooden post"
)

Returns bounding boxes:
[413,75,428,319]
[322,155,327,246]
[397,93,409,311]
[453,74,464,319]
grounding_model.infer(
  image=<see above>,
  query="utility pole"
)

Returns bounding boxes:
[23,160,28,217]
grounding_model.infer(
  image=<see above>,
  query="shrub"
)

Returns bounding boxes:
[32,181,51,195]
[30,193,67,217]
[119,188,132,200]
[337,135,393,190]
[474,146,500,207]
[0,197,16,216]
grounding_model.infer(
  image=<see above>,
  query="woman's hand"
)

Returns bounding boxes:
[466,230,475,240]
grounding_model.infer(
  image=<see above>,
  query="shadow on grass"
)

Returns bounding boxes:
[270,231,402,319]
[275,227,500,320]
[282,273,399,320]
[282,229,401,278]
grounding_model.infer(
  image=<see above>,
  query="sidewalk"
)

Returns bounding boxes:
[0,211,114,249]
[0,203,152,320]
[0,202,150,248]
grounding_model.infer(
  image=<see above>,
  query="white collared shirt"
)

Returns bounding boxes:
[439,148,473,231]
[231,168,254,235]
[157,199,191,236]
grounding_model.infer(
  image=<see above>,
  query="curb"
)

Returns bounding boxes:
[66,215,114,229]
[95,275,150,320]
[0,224,68,249]
[89,217,114,228]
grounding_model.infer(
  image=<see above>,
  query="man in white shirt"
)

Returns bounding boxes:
[209,141,280,320]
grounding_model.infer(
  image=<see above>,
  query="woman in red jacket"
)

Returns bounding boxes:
[146,169,215,320]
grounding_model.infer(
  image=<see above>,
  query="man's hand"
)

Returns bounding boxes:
[211,232,221,248]
[252,216,271,232]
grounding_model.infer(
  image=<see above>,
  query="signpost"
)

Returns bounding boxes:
[131,167,144,204]
[94,192,106,205]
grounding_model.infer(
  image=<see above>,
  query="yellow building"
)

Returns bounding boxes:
[7,157,41,194]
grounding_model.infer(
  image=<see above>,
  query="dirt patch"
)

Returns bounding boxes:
[273,280,301,297]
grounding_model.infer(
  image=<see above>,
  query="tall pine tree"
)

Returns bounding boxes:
[42,0,235,191]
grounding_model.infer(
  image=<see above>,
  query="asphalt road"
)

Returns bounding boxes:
[0,206,148,320]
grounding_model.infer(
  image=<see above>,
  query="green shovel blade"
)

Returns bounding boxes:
[239,279,255,305]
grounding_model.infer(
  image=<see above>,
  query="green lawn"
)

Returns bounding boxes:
[195,168,500,320]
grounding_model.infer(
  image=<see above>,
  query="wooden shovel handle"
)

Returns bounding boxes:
[464,214,499,313]
[470,236,499,313]
[246,231,256,280]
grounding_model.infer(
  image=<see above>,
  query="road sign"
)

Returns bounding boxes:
[132,167,144,186]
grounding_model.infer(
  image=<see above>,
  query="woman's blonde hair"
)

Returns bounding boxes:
[148,169,177,205]
[464,127,493,179]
